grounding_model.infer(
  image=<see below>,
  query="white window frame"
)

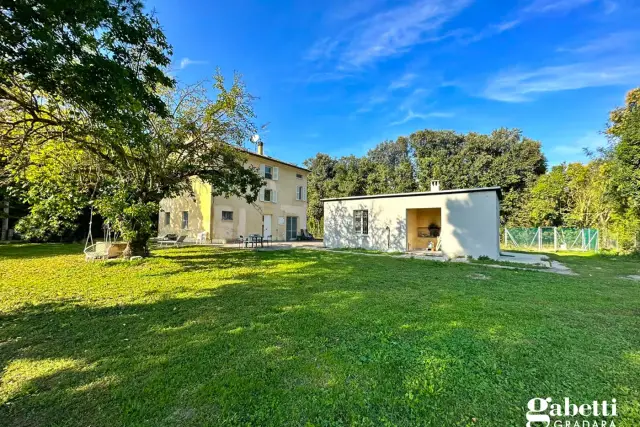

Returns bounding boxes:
[296,186,302,201]
[181,211,189,230]
[353,210,368,235]
[261,164,279,180]
[263,189,277,203]
[221,211,233,221]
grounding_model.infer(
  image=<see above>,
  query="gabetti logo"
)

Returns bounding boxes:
[526,397,617,427]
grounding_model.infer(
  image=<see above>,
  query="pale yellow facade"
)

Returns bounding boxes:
[158,151,308,242]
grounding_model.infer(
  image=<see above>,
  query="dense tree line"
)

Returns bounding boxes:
[304,128,546,234]
[305,90,640,251]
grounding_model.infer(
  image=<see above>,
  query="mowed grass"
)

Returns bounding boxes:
[0,244,639,426]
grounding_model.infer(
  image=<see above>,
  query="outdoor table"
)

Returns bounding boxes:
[244,234,264,248]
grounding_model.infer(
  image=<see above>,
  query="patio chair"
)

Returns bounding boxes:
[296,229,313,241]
[152,233,177,243]
[303,229,314,240]
[263,234,272,246]
[158,235,187,247]
[195,231,207,244]
[236,235,245,248]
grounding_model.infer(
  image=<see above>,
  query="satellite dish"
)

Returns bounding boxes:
[250,134,260,143]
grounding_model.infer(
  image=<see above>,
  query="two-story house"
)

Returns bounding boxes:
[158,142,309,242]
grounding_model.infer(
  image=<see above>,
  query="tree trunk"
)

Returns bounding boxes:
[1,199,8,241]
[123,231,150,258]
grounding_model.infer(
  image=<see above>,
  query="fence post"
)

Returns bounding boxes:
[538,227,542,251]
[582,229,586,251]
[553,227,557,252]
[504,228,508,247]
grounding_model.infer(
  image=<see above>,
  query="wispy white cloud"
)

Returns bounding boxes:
[462,19,522,44]
[465,0,598,45]
[388,72,418,90]
[304,71,356,83]
[304,37,340,62]
[342,0,472,67]
[482,61,640,102]
[523,0,596,14]
[557,31,640,54]
[306,0,472,70]
[390,109,454,125]
[354,92,389,114]
[178,58,208,70]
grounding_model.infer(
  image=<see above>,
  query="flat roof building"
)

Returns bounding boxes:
[322,181,501,259]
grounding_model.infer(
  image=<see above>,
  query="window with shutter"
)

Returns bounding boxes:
[296,186,302,200]
[264,165,273,179]
[273,167,279,180]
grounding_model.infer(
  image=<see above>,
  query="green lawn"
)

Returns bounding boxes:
[0,244,639,426]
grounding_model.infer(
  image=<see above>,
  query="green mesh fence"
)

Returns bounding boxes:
[504,227,598,251]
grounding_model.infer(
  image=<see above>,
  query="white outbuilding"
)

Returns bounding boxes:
[322,181,501,259]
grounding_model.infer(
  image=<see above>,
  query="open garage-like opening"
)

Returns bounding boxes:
[406,208,442,253]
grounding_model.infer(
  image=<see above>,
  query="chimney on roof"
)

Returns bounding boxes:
[257,141,264,156]
[430,180,440,192]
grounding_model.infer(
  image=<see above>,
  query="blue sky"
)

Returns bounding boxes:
[148,0,640,166]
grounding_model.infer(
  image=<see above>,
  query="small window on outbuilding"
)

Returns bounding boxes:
[222,211,233,221]
[353,210,368,235]
[164,212,170,226]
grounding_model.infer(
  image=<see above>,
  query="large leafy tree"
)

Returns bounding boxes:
[364,137,416,195]
[1,1,264,255]
[409,128,546,225]
[8,77,264,255]
[0,0,173,139]
[303,153,338,236]
[603,88,640,250]
[524,161,611,229]
[1,0,174,247]
[607,88,640,218]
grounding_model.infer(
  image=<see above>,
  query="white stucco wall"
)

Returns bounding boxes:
[323,190,500,259]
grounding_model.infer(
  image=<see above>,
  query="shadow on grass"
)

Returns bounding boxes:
[0,243,83,260]
[1,247,639,426]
